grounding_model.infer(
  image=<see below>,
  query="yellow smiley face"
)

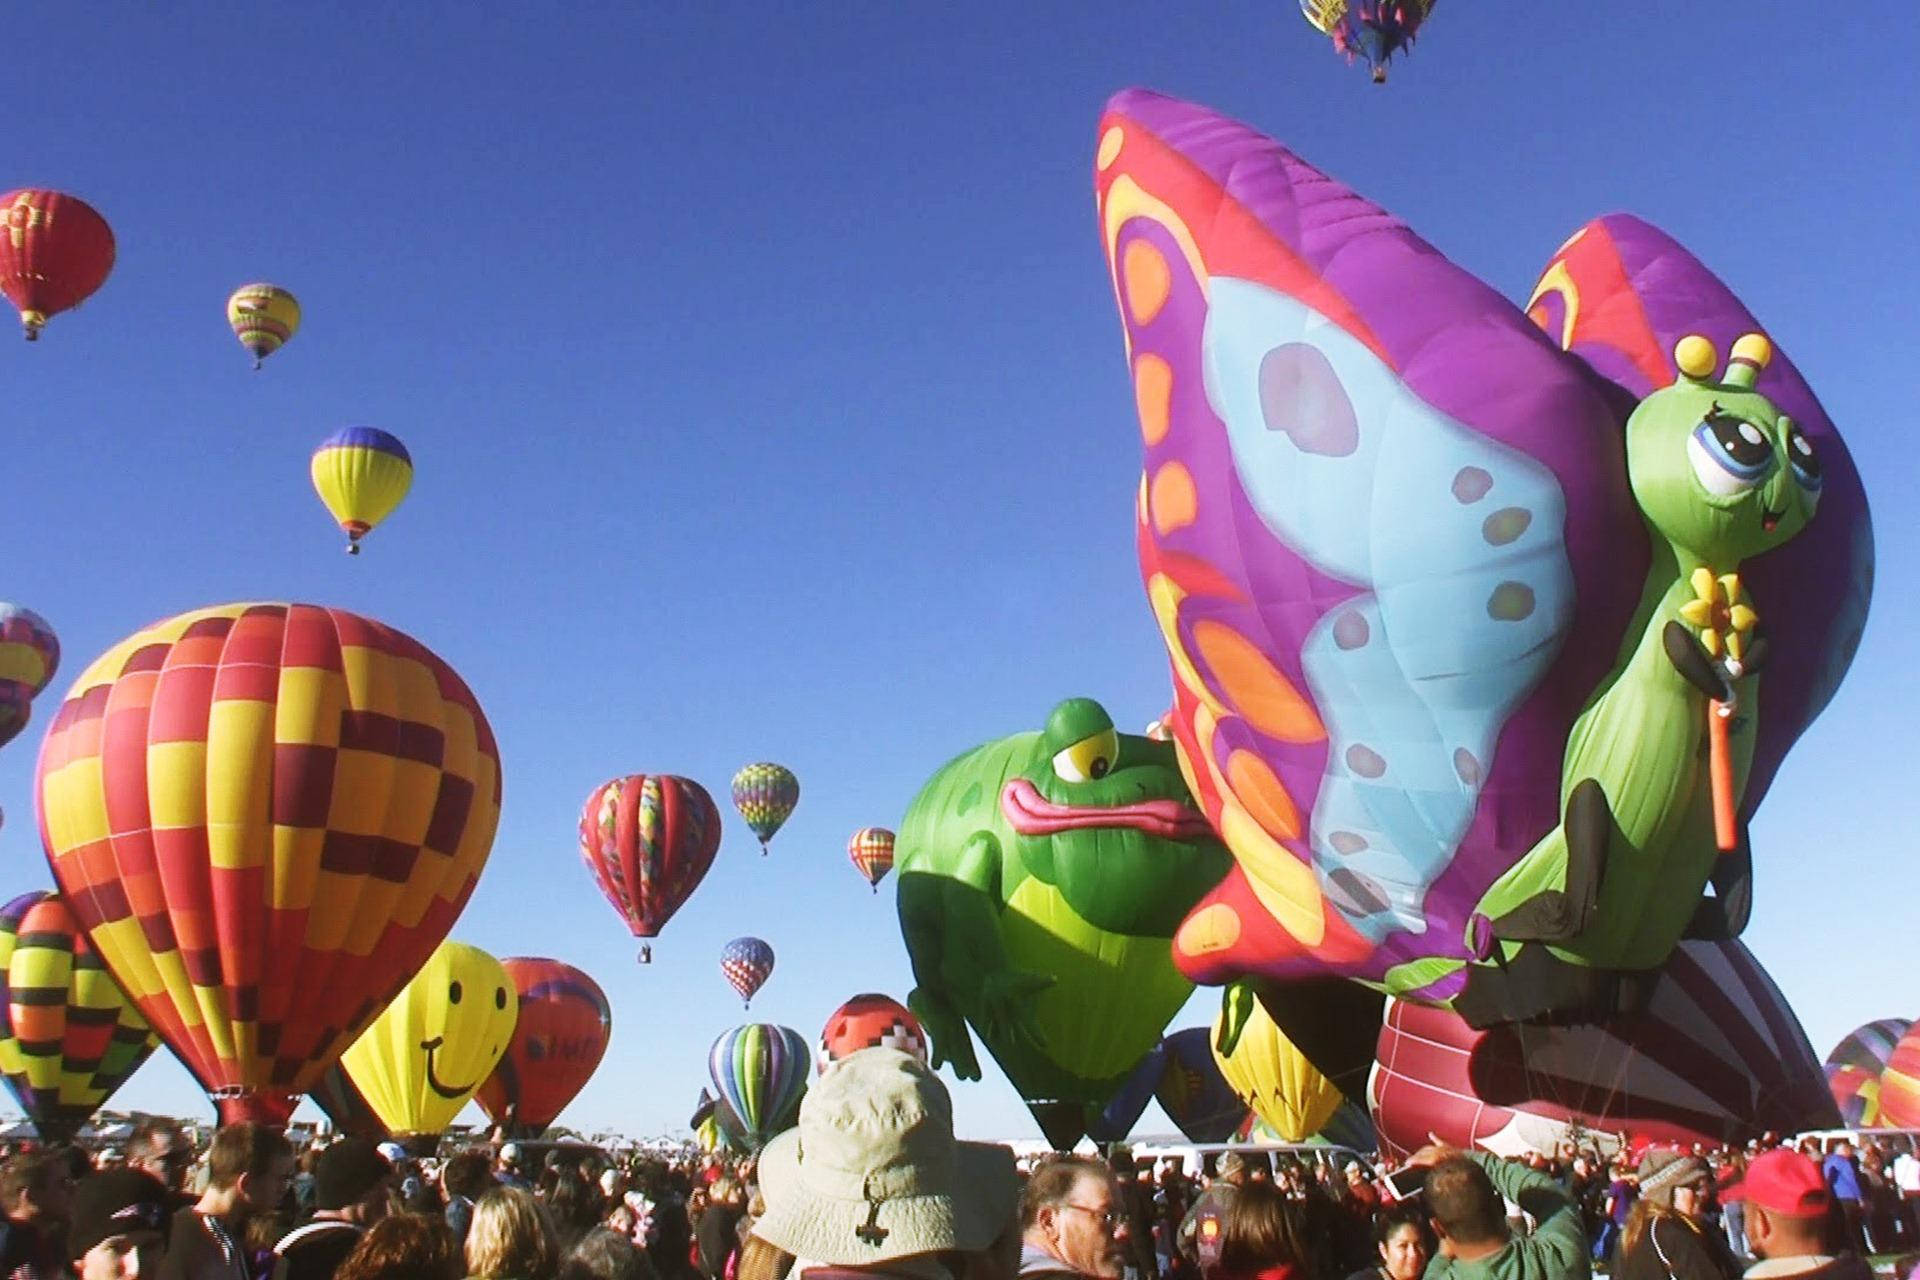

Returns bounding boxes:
[339,941,518,1135]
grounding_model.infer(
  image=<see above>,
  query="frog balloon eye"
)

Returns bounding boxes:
[1052,728,1120,783]
[1787,424,1822,494]
[1688,407,1775,497]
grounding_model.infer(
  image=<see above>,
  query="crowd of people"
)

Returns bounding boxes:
[0,1059,1905,1280]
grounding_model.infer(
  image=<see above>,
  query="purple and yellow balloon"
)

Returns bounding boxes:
[311,427,413,555]
[0,604,58,750]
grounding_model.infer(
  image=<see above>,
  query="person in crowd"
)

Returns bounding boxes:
[1894,1145,1920,1248]
[1177,1152,1245,1277]
[1855,1148,1897,1254]
[497,1147,533,1193]
[466,1185,561,1280]
[1595,1162,1637,1263]
[750,1048,1020,1280]
[1719,1154,1751,1266]
[1,1148,80,1278]
[1209,1179,1307,1280]
[68,1168,172,1280]
[1725,1148,1871,1280]
[1021,1156,1129,1280]
[127,1121,197,1209]
[1406,1142,1588,1280]
[442,1151,494,1253]
[1345,1205,1431,1280]
[695,1178,746,1280]
[329,1213,460,1280]
[546,1171,605,1253]
[270,1137,394,1280]
[1819,1146,1866,1256]
[560,1228,658,1280]
[158,1124,295,1280]
[1610,1152,1739,1280]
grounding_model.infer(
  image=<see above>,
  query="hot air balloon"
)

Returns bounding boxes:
[1155,1028,1249,1143]
[310,1062,388,1138]
[579,775,721,964]
[1086,1046,1164,1144]
[311,428,413,554]
[475,958,611,1137]
[336,941,516,1137]
[1827,1064,1884,1129]
[1874,1028,1920,1129]
[1212,984,1344,1142]
[848,827,895,893]
[732,763,798,854]
[1299,1,1436,82]
[0,891,158,1142]
[817,993,927,1073]
[1101,90,1870,1028]
[0,190,114,340]
[0,604,58,751]
[719,937,774,1008]
[1368,940,1838,1160]
[708,1024,809,1149]
[36,603,502,1128]
[1827,1020,1912,1076]
[227,283,301,369]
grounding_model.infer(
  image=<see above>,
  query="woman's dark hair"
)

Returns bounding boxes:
[561,1227,660,1280]
[1376,1203,1429,1248]
[1218,1179,1310,1275]
[443,1150,494,1199]
[337,1212,463,1280]
[547,1171,606,1248]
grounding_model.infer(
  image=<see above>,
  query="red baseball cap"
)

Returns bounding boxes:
[1722,1149,1830,1217]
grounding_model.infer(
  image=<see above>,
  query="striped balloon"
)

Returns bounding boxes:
[1369,939,1836,1160]
[719,937,774,1008]
[579,775,721,958]
[847,827,895,892]
[1826,1019,1912,1075]
[1875,1026,1920,1128]
[1828,1063,1884,1128]
[0,604,58,750]
[708,1023,809,1148]
[227,283,301,369]
[731,763,798,854]
[310,427,413,554]
[0,891,157,1142]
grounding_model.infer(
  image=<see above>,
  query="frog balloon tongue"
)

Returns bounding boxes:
[896,697,1231,1149]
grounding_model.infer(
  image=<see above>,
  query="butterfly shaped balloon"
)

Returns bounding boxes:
[1096,90,1871,1027]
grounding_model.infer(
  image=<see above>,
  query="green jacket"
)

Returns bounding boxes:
[1425,1154,1591,1280]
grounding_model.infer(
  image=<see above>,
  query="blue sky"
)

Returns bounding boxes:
[3,5,1913,1142]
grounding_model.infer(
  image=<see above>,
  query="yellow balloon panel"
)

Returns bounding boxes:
[341,941,516,1135]
[1211,997,1342,1141]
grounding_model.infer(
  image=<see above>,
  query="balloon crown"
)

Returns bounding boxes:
[1674,332,1772,389]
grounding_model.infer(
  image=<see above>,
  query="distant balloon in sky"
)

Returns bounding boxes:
[311,427,413,554]
[0,604,59,751]
[227,283,301,369]
[579,774,722,964]
[1299,0,1436,83]
[732,763,798,854]
[848,827,895,893]
[719,937,774,1008]
[0,190,114,340]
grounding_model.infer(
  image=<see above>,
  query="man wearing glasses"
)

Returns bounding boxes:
[1020,1156,1129,1280]
[126,1120,196,1210]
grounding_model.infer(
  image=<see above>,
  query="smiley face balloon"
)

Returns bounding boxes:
[338,941,517,1135]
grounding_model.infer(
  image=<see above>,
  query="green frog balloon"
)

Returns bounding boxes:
[896,698,1231,1148]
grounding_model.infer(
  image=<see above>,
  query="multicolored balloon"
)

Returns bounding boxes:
[848,827,896,892]
[36,603,502,1127]
[719,937,774,1008]
[579,775,722,963]
[1827,1063,1883,1129]
[1873,1027,1920,1129]
[1826,1019,1911,1075]
[311,427,413,554]
[227,283,301,369]
[731,763,798,854]
[0,604,59,751]
[1212,984,1343,1142]
[0,891,157,1142]
[708,1023,809,1149]
[1155,1027,1249,1143]
[1368,939,1837,1159]
[1099,89,1871,1027]
[475,958,611,1136]
[1299,0,1436,82]
[309,1062,387,1138]
[0,190,114,340]
[338,941,516,1136]
[817,993,928,1073]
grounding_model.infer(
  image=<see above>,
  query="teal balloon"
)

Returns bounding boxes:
[708,1023,808,1148]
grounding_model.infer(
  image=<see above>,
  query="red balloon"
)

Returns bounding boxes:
[1369,940,1836,1159]
[579,775,720,957]
[816,993,927,1073]
[0,191,114,340]
[475,958,611,1135]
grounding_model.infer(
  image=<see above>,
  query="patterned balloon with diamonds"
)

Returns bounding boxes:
[731,763,798,854]
[719,936,774,1008]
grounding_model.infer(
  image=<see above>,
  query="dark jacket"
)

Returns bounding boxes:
[271,1219,365,1280]
[156,1208,253,1280]
[1612,1215,1741,1280]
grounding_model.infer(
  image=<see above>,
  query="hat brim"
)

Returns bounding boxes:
[753,1127,1017,1265]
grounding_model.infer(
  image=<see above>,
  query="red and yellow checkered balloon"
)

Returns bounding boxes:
[35,603,502,1128]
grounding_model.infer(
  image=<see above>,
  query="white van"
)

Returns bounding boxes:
[1794,1129,1920,1156]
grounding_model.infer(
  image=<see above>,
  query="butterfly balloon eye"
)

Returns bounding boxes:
[1052,729,1120,783]
[1689,411,1775,496]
